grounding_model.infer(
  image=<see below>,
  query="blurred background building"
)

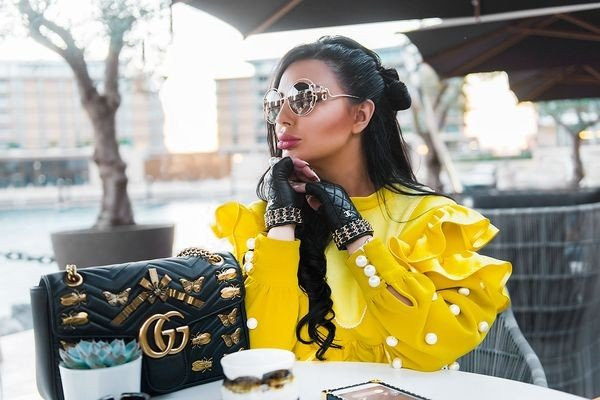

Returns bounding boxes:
[0,60,164,188]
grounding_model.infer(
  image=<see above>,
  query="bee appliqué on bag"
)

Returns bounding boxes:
[60,290,87,307]
[191,332,212,347]
[216,267,238,282]
[61,311,89,327]
[191,358,213,373]
[220,285,241,300]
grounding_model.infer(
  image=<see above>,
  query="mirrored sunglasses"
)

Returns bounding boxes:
[263,78,359,124]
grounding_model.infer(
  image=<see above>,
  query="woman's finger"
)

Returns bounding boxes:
[300,165,320,181]
[293,165,319,183]
[306,195,322,211]
[289,181,306,193]
[291,157,310,169]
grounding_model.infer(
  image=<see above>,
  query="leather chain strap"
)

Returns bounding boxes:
[62,248,225,293]
[177,247,224,265]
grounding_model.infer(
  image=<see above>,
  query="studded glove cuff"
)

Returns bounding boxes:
[264,206,303,230]
[331,218,374,250]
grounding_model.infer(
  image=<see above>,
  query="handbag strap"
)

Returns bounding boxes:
[62,248,226,288]
[176,247,224,265]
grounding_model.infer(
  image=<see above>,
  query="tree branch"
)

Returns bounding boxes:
[433,81,448,110]
[18,0,98,103]
[104,14,135,110]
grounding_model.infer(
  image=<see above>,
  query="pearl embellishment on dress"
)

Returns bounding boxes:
[355,255,368,268]
[449,304,461,316]
[368,275,381,288]
[478,321,489,333]
[247,318,258,329]
[363,265,376,277]
[425,333,438,345]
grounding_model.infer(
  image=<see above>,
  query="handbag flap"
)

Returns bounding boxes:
[41,252,244,339]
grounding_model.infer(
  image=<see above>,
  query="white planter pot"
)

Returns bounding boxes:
[59,356,142,400]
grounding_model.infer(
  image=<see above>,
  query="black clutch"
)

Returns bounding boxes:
[30,247,249,400]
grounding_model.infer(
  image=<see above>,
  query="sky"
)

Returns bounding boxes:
[0,2,536,154]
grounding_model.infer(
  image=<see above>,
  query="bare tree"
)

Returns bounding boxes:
[15,0,169,228]
[409,64,464,192]
[537,99,600,189]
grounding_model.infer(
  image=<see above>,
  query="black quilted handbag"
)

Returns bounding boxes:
[30,248,249,400]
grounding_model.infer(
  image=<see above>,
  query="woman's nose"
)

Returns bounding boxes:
[275,100,296,127]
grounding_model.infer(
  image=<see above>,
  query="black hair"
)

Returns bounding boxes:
[256,35,446,360]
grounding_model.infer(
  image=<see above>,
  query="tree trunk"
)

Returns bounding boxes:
[422,133,444,192]
[570,133,584,189]
[85,99,135,228]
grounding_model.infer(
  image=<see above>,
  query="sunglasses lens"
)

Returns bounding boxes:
[264,89,283,124]
[287,81,314,116]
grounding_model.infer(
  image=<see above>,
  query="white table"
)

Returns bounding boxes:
[0,331,585,400]
[155,361,585,400]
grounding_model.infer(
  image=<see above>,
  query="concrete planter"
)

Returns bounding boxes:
[51,224,174,269]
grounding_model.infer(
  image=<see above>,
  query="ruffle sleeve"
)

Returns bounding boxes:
[211,200,267,261]
[343,197,512,370]
[387,201,511,309]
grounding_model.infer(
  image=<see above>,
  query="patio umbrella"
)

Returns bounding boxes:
[508,65,600,102]
[403,7,600,99]
[174,0,600,37]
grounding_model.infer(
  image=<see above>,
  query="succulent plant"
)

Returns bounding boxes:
[59,339,141,369]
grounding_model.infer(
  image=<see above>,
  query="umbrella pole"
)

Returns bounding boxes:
[421,94,464,194]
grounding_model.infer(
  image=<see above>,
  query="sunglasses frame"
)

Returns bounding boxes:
[263,78,359,124]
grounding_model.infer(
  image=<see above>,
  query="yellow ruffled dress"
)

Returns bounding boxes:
[211,186,511,371]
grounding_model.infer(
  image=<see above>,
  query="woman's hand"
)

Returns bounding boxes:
[264,157,309,230]
[291,181,374,250]
[279,156,320,185]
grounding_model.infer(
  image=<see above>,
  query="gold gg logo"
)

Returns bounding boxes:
[138,311,189,359]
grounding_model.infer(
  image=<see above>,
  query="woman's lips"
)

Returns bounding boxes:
[277,139,301,150]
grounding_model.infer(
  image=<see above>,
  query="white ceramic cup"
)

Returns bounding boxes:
[59,356,142,400]
[220,348,298,400]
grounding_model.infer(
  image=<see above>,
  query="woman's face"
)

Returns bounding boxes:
[273,59,358,164]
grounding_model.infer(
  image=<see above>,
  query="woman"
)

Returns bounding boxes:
[212,35,511,371]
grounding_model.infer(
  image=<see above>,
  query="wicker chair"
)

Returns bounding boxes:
[460,188,600,398]
[459,307,547,387]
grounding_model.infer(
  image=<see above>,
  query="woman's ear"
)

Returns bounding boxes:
[351,99,375,134]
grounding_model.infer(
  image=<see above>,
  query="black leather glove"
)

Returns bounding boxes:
[264,157,303,230]
[305,181,373,250]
